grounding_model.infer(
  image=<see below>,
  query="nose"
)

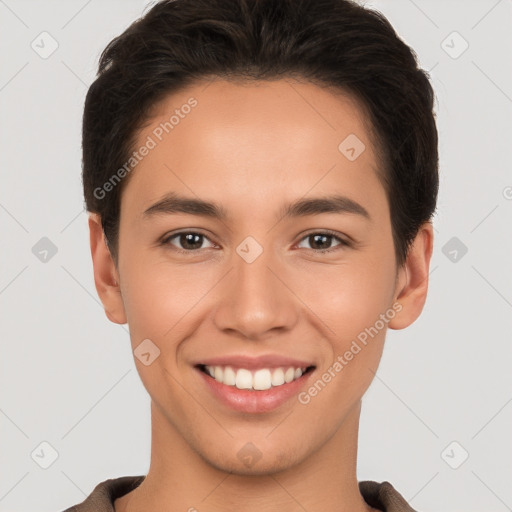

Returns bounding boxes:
[212,242,298,340]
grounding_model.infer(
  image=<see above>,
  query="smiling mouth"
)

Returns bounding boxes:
[197,364,316,391]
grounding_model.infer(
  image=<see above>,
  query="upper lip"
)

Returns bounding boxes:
[195,354,316,370]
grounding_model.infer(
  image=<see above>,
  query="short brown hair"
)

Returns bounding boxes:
[82,0,439,267]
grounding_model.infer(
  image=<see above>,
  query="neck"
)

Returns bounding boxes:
[115,400,375,512]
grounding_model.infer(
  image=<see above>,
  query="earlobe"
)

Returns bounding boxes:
[388,222,434,330]
[88,213,127,325]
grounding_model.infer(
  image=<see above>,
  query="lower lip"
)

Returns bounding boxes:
[196,367,315,414]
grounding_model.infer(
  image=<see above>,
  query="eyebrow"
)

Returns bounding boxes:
[142,192,371,222]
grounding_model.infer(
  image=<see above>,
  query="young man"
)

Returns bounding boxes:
[63,0,438,510]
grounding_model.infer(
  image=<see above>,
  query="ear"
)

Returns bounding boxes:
[388,221,434,330]
[88,213,127,325]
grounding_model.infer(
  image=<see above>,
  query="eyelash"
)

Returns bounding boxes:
[161,229,351,255]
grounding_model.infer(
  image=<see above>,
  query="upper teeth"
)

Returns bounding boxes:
[204,366,307,390]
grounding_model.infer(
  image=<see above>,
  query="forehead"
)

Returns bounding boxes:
[121,78,385,220]
[147,77,374,146]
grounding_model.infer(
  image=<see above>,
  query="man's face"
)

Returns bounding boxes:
[114,79,403,474]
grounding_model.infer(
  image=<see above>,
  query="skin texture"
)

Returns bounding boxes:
[89,78,433,512]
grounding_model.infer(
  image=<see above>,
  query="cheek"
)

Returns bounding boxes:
[119,256,204,338]
[293,255,396,404]
[294,258,396,344]
[118,262,199,408]
[296,269,393,420]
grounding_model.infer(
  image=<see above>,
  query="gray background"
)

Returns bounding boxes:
[1,0,511,510]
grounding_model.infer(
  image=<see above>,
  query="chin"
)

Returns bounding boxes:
[199,442,304,476]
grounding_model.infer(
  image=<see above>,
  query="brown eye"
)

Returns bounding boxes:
[163,231,215,252]
[297,231,349,253]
